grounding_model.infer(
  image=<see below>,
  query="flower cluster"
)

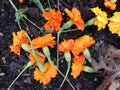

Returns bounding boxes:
[9,0,120,89]
[58,35,95,78]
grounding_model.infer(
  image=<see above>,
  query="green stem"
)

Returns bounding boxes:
[42,46,75,90]
[85,17,96,27]
[57,20,73,67]
[7,61,33,90]
[23,15,43,32]
[9,0,18,11]
[62,28,78,33]
[60,61,71,88]
[9,0,43,32]
[31,0,45,13]
[25,33,46,72]
[31,48,46,72]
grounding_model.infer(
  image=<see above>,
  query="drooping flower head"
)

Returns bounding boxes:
[71,55,85,79]
[10,30,29,55]
[34,62,57,85]
[58,39,74,52]
[72,35,95,56]
[31,34,55,49]
[19,0,24,3]
[104,0,116,10]
[108,12,120,36]
[29,53,45,66]
[91,7,108,31]
[64,8,84,31]
[43,9,63,31]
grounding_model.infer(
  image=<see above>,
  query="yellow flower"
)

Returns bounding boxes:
[31,34,55,49]
[108,12,120,36]
[43,9,63,31]
[10,30,29,55]
[64,8,84,31]
[71,55,85,79]
[34,62,57,85]
[72,35,95,56]
[91,7,108,31]
[58,39,74,52]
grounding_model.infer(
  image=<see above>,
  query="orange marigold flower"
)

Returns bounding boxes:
[43,9,63,31]
[31,34,55,49]
[10,30,29,55]
[108,12,120,36]
[71,55,85,79]
[64,8,84,31]
[104,0,116,10]
[19,0,24,3]
[34,62,57,85]
[58,39,74,52]
[29,53,45,66]
[72,35,95,56]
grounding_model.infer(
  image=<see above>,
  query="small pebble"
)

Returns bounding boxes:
[0,73,5,76]
[0,32,3,37]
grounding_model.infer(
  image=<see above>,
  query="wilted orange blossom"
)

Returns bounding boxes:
[71,55,85,79]
[29,53,45,66]
[10,30,29,55]
[31,34,55,49]
[64,8,84,31]
[104,0,116,10]
[58,39,74,52]
[43,9,63,31]
[19,0,24,3]
[34,62,57,85]
[72,35,95,56]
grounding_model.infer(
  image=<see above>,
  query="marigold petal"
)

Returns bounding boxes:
[64,8,84,31]
[34,62,57,85]
[58,39,74,52]
[108,12,120,36]
[91,7,108,31]
[31,34,55,49]
[29,53,45,66]
[104,0,116,10]
[71,63,84,79]
[43,9,62,31]
[72,35,95,56]
[10,45,21,55]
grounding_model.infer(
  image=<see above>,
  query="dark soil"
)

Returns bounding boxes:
[0,0,120,90]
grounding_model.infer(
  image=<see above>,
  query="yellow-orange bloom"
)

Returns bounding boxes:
[71,55,85,79]
[91,7,108,31]
[29,53,45,66]
[43,9,62,31]
[72,35,95,56]
[58,39,74,52]
[10,30,29,55]
[64,8,84,31]
[104,0,116,10]
[19,0,24,3]
[108,12,120,36]
[34,62,57,85]
[31,34,55,49]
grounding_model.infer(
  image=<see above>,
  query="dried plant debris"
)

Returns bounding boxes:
[91,40,120,90]
[96,71,120,90]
